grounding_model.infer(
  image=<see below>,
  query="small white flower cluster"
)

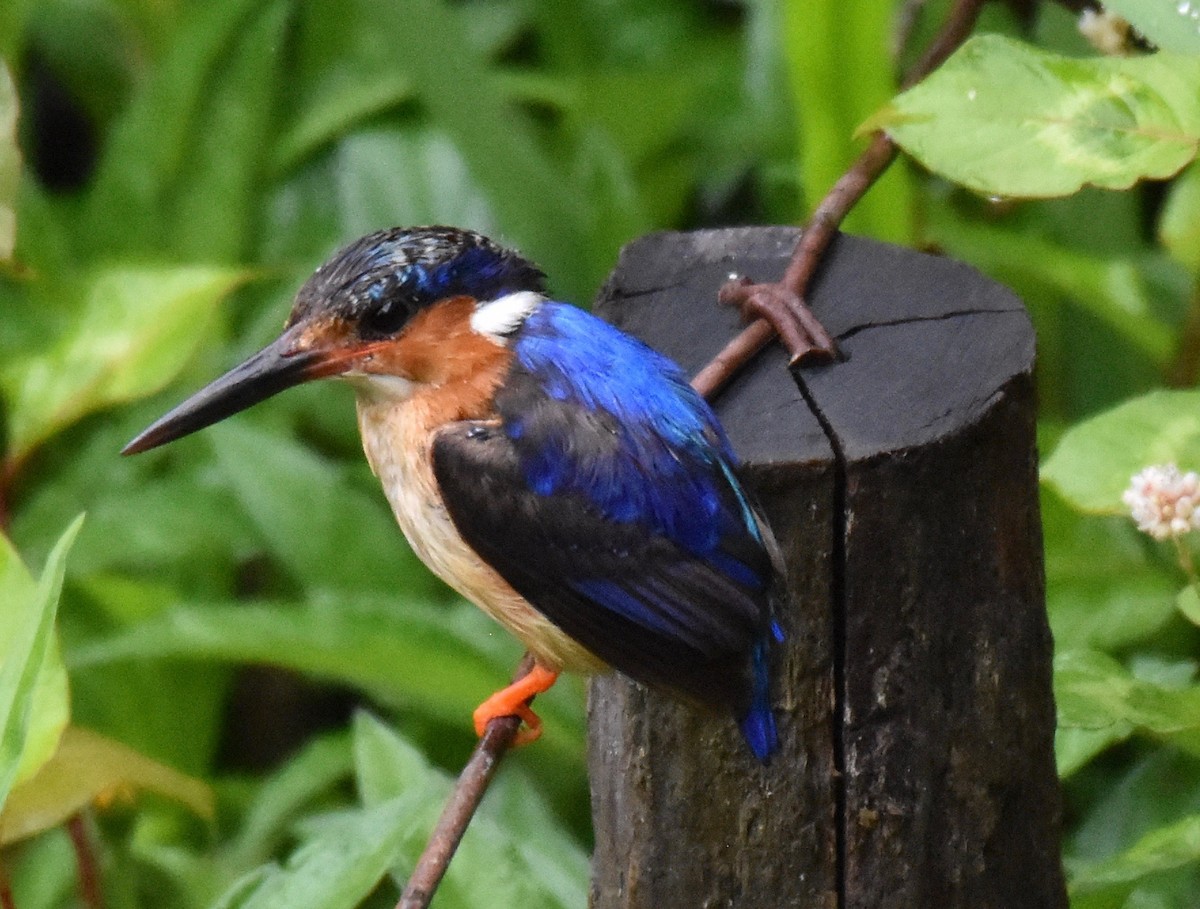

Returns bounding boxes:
[1123,463,1200,540]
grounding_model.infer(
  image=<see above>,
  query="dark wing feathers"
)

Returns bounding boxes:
[431,422,760,709]
[430,303,778,712]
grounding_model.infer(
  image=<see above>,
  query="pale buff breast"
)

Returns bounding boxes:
[354,392,607,675]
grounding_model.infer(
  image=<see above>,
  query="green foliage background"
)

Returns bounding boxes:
[1,1,1200,907]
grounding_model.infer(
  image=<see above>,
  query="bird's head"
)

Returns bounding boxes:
[123,226,545,454]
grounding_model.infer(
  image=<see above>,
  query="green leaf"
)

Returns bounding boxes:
[1159,162,1200,272]
[78,0,270,258]
[271,75,415,176]
[1056,649,1200,738]
[1069,748,1200,867]
[264,126,497,269]
[0,62,18,262]
[0,726,214,846]
[70,596,585,766]
[370,0,601,299]
[783,0,913,243]
[1179,585,1200,626]
[5,827,76,909]
[1042,390,1200,513]
[208,795,420,909]
[1058,725,1133,779]
[352,713,445,810]
[1051,574,1178,654]
[9,417,257,587]
[207,421,438,597]
[0,516,82,809]
[928,213,1175,365]
[1045,489,1179,652]
[1100,0,1200,55]
[869,35,1200,197]
[167,0,291,262]
[350,713,589,908]
[1070,813,1200,897]
[224,733,354,874]
[1,266,249,458]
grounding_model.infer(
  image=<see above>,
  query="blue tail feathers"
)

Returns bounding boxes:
[738,623,783,763]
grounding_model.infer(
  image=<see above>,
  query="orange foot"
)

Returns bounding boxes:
[472,663,560,746]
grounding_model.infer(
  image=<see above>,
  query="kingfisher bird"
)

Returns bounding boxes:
[124,226,784,761]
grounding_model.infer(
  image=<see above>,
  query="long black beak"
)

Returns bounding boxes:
[122,330,352,455]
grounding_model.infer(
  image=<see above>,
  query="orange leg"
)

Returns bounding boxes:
[472,663,560,746]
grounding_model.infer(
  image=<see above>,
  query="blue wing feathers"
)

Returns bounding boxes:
[509,303,750,561]
[455,301,783,760]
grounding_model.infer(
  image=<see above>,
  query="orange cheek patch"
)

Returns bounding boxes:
[362,296,511,386]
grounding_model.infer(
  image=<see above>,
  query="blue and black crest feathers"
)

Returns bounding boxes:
[289,226,546,338]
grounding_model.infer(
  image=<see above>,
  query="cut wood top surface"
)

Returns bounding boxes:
[598,227,1033,464]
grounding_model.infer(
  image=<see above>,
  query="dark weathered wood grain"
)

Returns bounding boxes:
[588,227,1064,909]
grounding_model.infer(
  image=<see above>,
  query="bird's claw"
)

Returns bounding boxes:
[718,276,839,365]
[471,663,559,746]
[473,702,543,746]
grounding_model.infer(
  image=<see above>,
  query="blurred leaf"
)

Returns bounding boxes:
[1178,585,1200,626]
[208,421,438,597]
[352,712,441,809]
[168,0,290,261]
[784,0,912,242]
[69,596,585,765]
[870,36,1200,197]
[1057,649,1200,738]
[1044,489,1179,652]
[1042,390,1200,512]
[1070,813,1200,901]
[929,213,1175,366]
[224,733,354,874]
[351,713,588,908]
[0,516,80,807]
[208,794,419,909]
[260,123,501,303]
[10,417,256,589]
[1100,0,1200,54]
[271,76,415,176]
[1070,748,1200,866]
[0,62,18,262]
[1058,725,1133,779]
[0,0,35,61]
[1050,574,1178,654]
[1,265,249,459]
[78,0,270,258]
[1159,162,1200,272]
[381,0,602,299]
[27,1,137,129]
[0,726,213,845]
[5,827,75,909]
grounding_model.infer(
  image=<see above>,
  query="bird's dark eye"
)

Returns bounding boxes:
[359,285,421,339]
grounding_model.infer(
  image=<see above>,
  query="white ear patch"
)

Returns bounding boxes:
[470,291,543,342]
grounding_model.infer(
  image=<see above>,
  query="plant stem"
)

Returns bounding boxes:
[68,814,103,909]
[693,0,986,401]
[395,654,535,909]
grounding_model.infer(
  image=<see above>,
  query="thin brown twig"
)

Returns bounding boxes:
[68,813,103,909]
[395,653,535,909]
[693,0,987,401]
[392,4,989,906]
[1167,280,1200,387]
[0,456,21,535]
[1,862,16,909]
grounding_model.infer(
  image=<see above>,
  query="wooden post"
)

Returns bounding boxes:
[588,228,1065,909]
